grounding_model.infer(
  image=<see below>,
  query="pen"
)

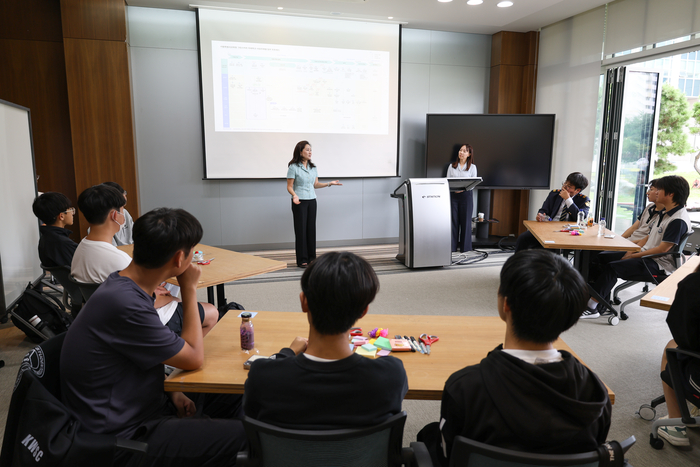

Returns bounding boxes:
[403,335,417,352]
[419,341,428,354]
[410,336,424,354]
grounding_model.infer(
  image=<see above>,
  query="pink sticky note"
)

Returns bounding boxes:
[377,349,391,357]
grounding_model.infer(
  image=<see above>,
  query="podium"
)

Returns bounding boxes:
[391,178,451,268]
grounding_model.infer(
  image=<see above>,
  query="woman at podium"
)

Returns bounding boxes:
[286,141,342,267]
[446,144,477,252]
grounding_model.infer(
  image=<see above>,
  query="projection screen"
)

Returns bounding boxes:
[197,8,401,179]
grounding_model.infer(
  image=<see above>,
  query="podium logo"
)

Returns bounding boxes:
[422,195,440,198]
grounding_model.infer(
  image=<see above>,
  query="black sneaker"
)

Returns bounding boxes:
[580,308,600,319]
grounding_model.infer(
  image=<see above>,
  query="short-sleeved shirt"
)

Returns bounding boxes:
[38,225,77,268]
[71,238,132,283]
[287,163,318,200]
[60,272,184,437]
[446,163,477,178]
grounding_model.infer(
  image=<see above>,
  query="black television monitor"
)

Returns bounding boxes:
[425,114,555,190]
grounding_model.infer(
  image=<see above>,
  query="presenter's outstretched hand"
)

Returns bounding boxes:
[329,180,342,186]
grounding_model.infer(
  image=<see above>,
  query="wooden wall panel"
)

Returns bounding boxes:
[60,0,126,41]
[0,37,82,241]
[0,0,63,42]
[488,30,539,237]
[63,37,138,234]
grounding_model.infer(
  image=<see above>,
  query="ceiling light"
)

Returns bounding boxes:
[497,1,513,6]
[466,0,483,4]
[388,16,394,19]
[437,0,453,3]
[277,6,283,9]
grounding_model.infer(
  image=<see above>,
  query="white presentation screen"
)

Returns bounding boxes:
[197,9,401,179]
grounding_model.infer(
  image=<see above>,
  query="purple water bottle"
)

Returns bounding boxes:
[240,312,254,350]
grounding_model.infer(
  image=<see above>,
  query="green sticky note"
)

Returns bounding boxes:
[374,337,392,350]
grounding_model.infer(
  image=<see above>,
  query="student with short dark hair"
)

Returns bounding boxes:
[32,192,78,267]
[244,251,408,428]
[61,208,246,466]
[585,175,691,318]
[102,181,134,246]
[418,250,611,466]
[621,179,663,243]
[71,185,218,336]
[515,172,591,252]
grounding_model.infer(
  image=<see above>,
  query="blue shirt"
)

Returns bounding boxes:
[287,163,318,200]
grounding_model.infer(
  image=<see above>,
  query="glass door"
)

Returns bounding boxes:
[594,67,661,234]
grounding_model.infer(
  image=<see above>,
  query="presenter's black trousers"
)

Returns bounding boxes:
[292,198,317,266]
[450,190,473,252]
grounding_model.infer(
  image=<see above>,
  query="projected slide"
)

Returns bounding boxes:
[212,41,389,134]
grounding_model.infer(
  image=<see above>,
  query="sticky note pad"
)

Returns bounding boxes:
[374,337,392,350]
[390,339,412,351]
[377,349,391,357]
[356,346,377,358]
[351,337,368,344]
[544,240,555,244]
[650,295,670,302]
[361,343,377,352]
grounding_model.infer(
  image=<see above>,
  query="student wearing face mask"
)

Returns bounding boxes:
[71,185,218,337]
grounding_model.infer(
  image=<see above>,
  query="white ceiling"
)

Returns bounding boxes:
[126,0,609,35]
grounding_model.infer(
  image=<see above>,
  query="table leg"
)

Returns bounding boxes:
[207,286,215,305]
[217,284,226,309]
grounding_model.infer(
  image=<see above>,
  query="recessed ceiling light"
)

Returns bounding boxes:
[497,1,513,6]
[437,0,453,3]
[388,16,394,19]
[467,0,483,4]
[277,6,283,9]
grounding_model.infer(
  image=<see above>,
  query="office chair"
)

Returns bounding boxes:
[610,230,694,320]
[67,274,100,302]
[640,347,700,450]
[236,411,433,467]
[448,435,636,467]
[0,333,148,467]
[40,264,83,316]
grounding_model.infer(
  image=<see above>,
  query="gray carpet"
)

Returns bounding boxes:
[1,245,698,466]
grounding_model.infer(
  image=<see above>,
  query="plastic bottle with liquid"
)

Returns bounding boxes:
[240,312,255,351]
[598,218,606,236]
[29,315,56,339]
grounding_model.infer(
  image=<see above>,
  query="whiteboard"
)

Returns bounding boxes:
[0,99,42,312]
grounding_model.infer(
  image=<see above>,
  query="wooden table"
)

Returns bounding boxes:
[524,220,641,322]
[118,244,286,306]
[164,311,615,403]
[640,255,700,311]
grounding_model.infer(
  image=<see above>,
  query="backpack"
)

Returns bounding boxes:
[10,284,73,343]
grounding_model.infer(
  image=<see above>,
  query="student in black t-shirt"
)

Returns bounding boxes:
[244,252,408,428]
[32,192,78,268]
[61,208,245,466]
[418,250,611,467]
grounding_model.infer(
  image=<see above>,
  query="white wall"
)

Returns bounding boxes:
[533,6,606,219]
[127,7,491,249]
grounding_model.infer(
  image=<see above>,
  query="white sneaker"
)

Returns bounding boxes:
[580,308,600,319]
[658,425,689,447]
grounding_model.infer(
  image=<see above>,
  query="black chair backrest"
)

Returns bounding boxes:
[666,347,700,425]
[41,264,83,311]
[67,275,100,302]
[448,435,636,467]
[240,412,407,467]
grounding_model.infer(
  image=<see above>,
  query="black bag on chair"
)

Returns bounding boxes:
[10,284,73,343]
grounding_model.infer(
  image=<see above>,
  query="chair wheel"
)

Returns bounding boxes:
[650,433,664,450]
[620,311,629,320]
[608,315,619,326]
[636,404,656,421]
[612,297,621,305]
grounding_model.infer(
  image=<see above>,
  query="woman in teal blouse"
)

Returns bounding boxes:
[287,141,341,267]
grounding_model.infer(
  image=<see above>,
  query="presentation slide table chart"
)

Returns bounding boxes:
[118,244,286,307]
[640,255,700,311]
[164,311,615,403]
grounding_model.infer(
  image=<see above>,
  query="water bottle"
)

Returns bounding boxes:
[598,217,606,236]
[577,211,586,229]
[240,312,255,351]
[29,315,56,339]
